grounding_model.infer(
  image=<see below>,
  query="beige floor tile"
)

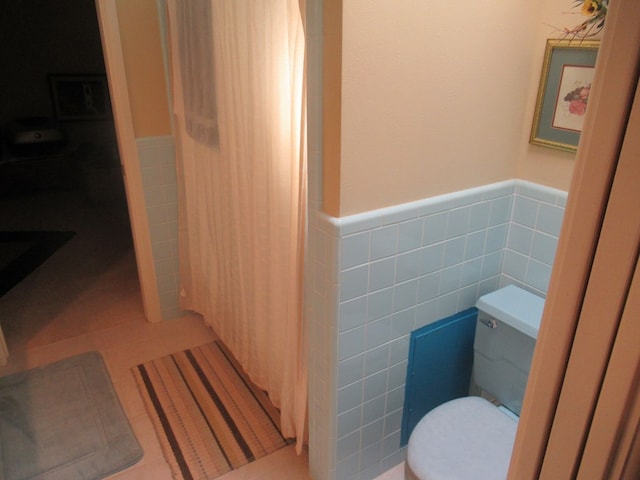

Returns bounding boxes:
[108,457,173,480]
[217,445,313,480]
[155,312,219,354]
[374,463,405,480]
[112,372,149,420]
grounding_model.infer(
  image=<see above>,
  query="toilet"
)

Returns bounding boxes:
[405,285,545,480]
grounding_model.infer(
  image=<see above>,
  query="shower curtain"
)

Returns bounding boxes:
[166,0,307,450]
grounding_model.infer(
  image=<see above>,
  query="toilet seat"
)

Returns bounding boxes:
[406,396,518,480]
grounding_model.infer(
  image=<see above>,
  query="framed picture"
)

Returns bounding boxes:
[530,39,599,153]
[49,74,112,121]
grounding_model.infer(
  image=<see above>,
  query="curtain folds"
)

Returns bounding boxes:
[167,0,307,451]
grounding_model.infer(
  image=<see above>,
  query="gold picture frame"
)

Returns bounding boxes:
[530,39,599,153]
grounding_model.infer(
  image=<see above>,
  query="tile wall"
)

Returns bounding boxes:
[500,181,567,296]
[137,136,183,320]
[307,179,567,480]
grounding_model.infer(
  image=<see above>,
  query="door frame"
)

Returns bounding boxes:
[95,0,162,323]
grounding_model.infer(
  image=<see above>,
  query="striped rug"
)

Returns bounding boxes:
[133,341,291,479]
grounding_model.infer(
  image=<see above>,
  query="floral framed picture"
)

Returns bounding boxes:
[530,39,599,153]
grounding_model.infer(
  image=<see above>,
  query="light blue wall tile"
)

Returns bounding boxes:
[443,236,466,267]
[489,196,512,225]
[465,230,486,260]
[341,265,369,301]
[508,223,534,255]
[387,361,407,391]
[143,185,166,207]
[383,408,404,437]
[365,317,392,349]
[526,259,552,293]
[483,182,515,200]
[385,386,405,414]
[336,454,360,480]
[363,395,386,426]
[512,196,538,227]
[422,213,447,245]
[151,239,174,259]
[395,250,421,282]
[419,244,444,274]
[461,258,483,287]
[141,165,164,187]
[531,232,558,266]
[389,336,410,365]
[361,420,384,449]
[446,207,470,238]
[393,280,418,312]
[391,308,415,337]
[339,354,365,388]
[339,326,366,361]
[458,284,479,311]
[481,250,503,277]
[338,406,362,438]
[338,381,364,414]
[382,431,402,458]
[369,258,396,292]
[336,431,361,462]
[478,276,500,297]
[468,201,491,232]
[367,288,394,321]
[440,264,462,294]
[437,291,459,318]
[364,370,388,401]
[371,225,398,260]
[485,224,508,252]
[537,203,564,236]
[156,272,178,294]
[414,298,439,328]
[342,232,371,269]
[358,446,382,479]
[365,344,390,376]
[503,250,528,280]
[340,296,368,332]
[398,219,423,253]
[417,273,439,303]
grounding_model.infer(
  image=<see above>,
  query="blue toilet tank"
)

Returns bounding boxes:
[473,285,545,415]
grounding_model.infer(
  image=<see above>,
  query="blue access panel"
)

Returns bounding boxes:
[400,307,478,446]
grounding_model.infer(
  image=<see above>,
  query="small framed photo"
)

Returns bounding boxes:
[49,74,112,121]
[530,39,599,153]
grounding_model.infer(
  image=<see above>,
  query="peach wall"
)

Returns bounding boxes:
[324,0,596,217]
[116,0,171,137]
[516,2,603,190]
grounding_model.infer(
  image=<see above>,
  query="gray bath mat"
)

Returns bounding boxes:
[0,351,143,480]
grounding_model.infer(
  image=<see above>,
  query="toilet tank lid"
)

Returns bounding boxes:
[476,285,544,339]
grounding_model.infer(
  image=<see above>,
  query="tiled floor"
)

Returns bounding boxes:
[0,187,401,480]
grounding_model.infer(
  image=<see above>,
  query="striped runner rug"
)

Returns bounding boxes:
[133,341,291,479]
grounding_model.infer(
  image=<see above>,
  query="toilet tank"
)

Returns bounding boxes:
[473,285,544,415]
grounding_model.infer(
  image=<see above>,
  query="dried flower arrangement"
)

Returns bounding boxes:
[562,0,608,38]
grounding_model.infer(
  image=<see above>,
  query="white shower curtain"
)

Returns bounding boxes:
[167,0,307,450]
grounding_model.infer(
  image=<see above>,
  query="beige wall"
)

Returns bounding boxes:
[324,1,597,217]
[515,1,602,191]
[116,0,171,137]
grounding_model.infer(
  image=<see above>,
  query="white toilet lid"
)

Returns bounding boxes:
[406,397,518,480]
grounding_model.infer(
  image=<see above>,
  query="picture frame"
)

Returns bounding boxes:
[530,39,599,153]
[49,74,112,121]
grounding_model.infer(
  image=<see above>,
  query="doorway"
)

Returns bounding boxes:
[0,0,143,353]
